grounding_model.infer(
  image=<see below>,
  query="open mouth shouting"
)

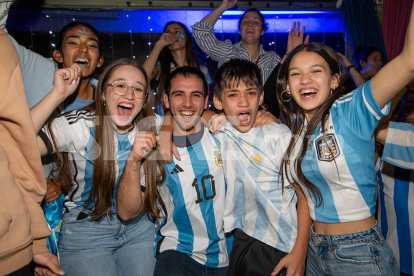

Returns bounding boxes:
[238,110,252,126]
[117,102,135,118]
[73,56,91,68]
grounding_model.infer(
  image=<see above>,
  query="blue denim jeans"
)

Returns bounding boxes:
[306,223,399,276]
[154,250,228,276]
[58,207,156,276]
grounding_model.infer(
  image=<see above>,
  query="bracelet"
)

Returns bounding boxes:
[346,64,356,71]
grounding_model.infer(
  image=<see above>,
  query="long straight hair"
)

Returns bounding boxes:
[157,21,200,107]
[276,43,347,205]
[49,58,166,220]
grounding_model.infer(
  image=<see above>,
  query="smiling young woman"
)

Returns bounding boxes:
[275,4,414,271]
[30,58,166,275]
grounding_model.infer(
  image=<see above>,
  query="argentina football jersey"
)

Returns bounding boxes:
[42,110,162,212]
[215,122,298,253]
[155,127,228,268]
[289,80,390,223]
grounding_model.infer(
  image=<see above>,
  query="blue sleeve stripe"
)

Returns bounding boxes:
[393,166,413,272]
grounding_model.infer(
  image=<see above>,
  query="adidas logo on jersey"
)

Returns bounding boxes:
[171,164,184,174]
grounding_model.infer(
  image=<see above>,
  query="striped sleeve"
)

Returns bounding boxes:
[382,121,414,170]
[42,115,75,154]
[333,80,390,139]
[192,22,234,62]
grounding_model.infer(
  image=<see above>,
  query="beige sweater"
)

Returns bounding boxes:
[0,28,51,275]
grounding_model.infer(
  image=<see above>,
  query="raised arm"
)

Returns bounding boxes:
[116,131,158,221]
[371,2,414,108]
[337,52,366,88]
[143,33,175,80]
[31,65,81,134]
[31,65,81,155]
[201,0,237,26]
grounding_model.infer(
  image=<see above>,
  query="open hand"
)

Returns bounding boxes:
[33,252,64,276]
[271,250,306,276]
[286,22,310,55]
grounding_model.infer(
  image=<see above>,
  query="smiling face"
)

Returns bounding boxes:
[102,65,147,133]
[214,81,264,133]
[239,11,265,44]
[286,51,339,121]
[165,23,187,52]
[53,25,103,78]
[164,75,207,136]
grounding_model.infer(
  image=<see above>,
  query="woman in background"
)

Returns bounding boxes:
[143,21,211,116]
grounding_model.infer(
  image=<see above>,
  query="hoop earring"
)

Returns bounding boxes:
[281,90,292,102]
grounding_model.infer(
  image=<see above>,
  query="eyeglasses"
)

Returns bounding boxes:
[108,81,148,99]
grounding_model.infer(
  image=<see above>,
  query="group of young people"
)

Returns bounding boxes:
[1,0,414,275]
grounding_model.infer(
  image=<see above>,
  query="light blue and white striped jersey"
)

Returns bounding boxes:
[288,80,390,223]
[42,110,162,212]
[215,122,297,253]
[192,22,281,84]
[155,127,228,268]
[377,158,414,276]
[382,121,414,170]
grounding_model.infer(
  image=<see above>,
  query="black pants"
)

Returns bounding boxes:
[227,230,287,276]
[9,261,34,276]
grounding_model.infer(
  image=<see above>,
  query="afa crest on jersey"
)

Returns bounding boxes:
[315,134,340,162]
[214,146,223,167]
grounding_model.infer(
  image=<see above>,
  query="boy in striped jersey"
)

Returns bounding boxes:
[153,66,229,275]
[211,59,311,276]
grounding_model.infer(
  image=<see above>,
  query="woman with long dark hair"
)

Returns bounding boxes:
[31,58,165,275]
[143,21,211,115]
[275,4,414,274]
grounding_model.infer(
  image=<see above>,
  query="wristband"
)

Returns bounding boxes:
[346,64,356,71]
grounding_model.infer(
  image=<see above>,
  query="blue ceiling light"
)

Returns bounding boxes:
[224,10,338,15]
[7,9,344,34]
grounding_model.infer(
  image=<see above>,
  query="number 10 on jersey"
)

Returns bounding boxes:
[192,175,216,204]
